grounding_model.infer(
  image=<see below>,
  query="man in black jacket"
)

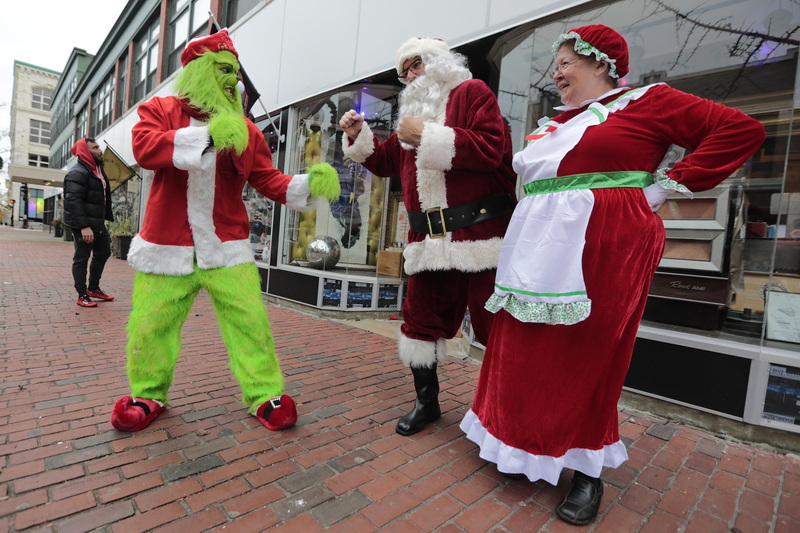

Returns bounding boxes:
[64,137,115,308]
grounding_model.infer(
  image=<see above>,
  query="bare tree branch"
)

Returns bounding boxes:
[655,0,800,45]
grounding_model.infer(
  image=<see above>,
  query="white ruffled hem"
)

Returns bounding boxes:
[460,409,628,485]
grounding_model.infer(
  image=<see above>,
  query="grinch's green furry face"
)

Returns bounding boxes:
[215,56,241,104]
[175,50,244,115]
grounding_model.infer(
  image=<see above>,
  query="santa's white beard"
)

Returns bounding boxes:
[397,76,445,150]
[396,55,471,150]
[399,76,444,123]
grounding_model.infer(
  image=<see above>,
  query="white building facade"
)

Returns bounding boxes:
[7,61,64,226]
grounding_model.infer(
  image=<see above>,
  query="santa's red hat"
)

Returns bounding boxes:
[180,29,239,67]
[552,24,629,79]
[395,37,451,75]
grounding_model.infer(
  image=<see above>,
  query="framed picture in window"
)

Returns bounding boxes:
[385,192,409,248]
[765,291,800,344]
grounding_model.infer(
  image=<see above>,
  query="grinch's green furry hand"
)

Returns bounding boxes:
[308,163,341,202]
[208,113,249,155]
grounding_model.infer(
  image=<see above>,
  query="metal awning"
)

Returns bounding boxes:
[7,163,66,187]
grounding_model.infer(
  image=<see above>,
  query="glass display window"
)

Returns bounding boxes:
[280,85,400,275]
[245,114,283,263]
[491,0,798,346]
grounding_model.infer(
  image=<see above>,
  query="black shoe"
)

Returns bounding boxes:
[556,471,603,525]
[396,364,441,436]
[501,472,528,480]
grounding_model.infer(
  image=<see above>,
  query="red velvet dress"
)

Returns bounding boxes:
[461,84,766,484]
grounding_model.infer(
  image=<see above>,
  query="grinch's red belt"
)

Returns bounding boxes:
[407,193,515,239]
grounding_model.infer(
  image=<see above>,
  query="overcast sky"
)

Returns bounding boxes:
[0,0,129,193]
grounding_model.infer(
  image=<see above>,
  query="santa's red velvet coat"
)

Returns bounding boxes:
[343,79,517,276]
[129,96,312,276]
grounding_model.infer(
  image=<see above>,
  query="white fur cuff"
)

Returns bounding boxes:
[342,122,376,163]
[173,126,211,171]
[286,174,312,212]
[398,335,447,367]
[416,123,455,172]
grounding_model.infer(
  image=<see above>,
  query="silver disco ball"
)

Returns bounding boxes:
[306,236,341,269]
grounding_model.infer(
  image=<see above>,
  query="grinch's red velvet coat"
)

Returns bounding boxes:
[129,96,312,276]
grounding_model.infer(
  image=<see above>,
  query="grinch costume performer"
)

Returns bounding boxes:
[110,30,339,432]
[340,37,516,436]
[459,25,765,525]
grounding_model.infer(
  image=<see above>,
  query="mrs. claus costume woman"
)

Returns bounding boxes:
[459,25,765,525]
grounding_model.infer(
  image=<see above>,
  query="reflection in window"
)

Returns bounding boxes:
[281,86,399,274]
[76,107,87,140]
[226,0,261,27]
[27,187,44,220]
[168,0,211,75]
[134,16,160,103]
[28,154,49,167]
[92,71,115,134]
[116,53,128,117]
[31,87,53,110]
[245,114,283,263]
[29,119,50,145]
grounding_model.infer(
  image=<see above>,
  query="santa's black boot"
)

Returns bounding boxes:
[396,363,441,436]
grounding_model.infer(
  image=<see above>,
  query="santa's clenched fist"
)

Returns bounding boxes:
[339,109,364,139]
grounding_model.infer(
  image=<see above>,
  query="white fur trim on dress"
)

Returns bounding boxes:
[285,174,313,212]
[460,409,628,485]
[403,236,503,275]
[398,335,447,367]
[416,123,455,172]
[173,125,211,170]
[341,122,376,164]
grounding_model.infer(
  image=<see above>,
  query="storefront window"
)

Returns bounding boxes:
[494,0,798,346]
[246,114,283,263]
[280,85,400,275]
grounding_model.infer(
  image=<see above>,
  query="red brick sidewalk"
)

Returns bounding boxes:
[1,225,799,532]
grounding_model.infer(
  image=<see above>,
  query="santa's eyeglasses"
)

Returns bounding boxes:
[398,58,424,81]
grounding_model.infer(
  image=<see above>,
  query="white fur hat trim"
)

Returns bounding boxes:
[395,37,450,74]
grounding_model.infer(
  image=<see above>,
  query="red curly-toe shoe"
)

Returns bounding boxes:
[254,394,297,431]
[111,396,165,432]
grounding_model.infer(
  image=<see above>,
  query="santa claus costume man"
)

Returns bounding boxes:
[339,37,516,436]
[111,30,339,432]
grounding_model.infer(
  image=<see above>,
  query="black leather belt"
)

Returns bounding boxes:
[407,193,515,238]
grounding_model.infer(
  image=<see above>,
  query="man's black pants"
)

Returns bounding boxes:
[72,230,112,296]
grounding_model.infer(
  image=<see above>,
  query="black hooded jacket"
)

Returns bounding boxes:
[63,159,114,231]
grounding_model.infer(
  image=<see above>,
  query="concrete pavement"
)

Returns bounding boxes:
[1,224,799,532]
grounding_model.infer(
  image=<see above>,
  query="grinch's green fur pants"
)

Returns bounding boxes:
[126,263,283,413]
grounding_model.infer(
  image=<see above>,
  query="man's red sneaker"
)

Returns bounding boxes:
[77,295,97,307]
[86,288,114,301]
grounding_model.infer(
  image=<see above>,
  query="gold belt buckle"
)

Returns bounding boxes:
[425,206,447,238]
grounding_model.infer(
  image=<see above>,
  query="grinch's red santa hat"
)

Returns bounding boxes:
[395,37,451,75]
[181,29,239,66]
